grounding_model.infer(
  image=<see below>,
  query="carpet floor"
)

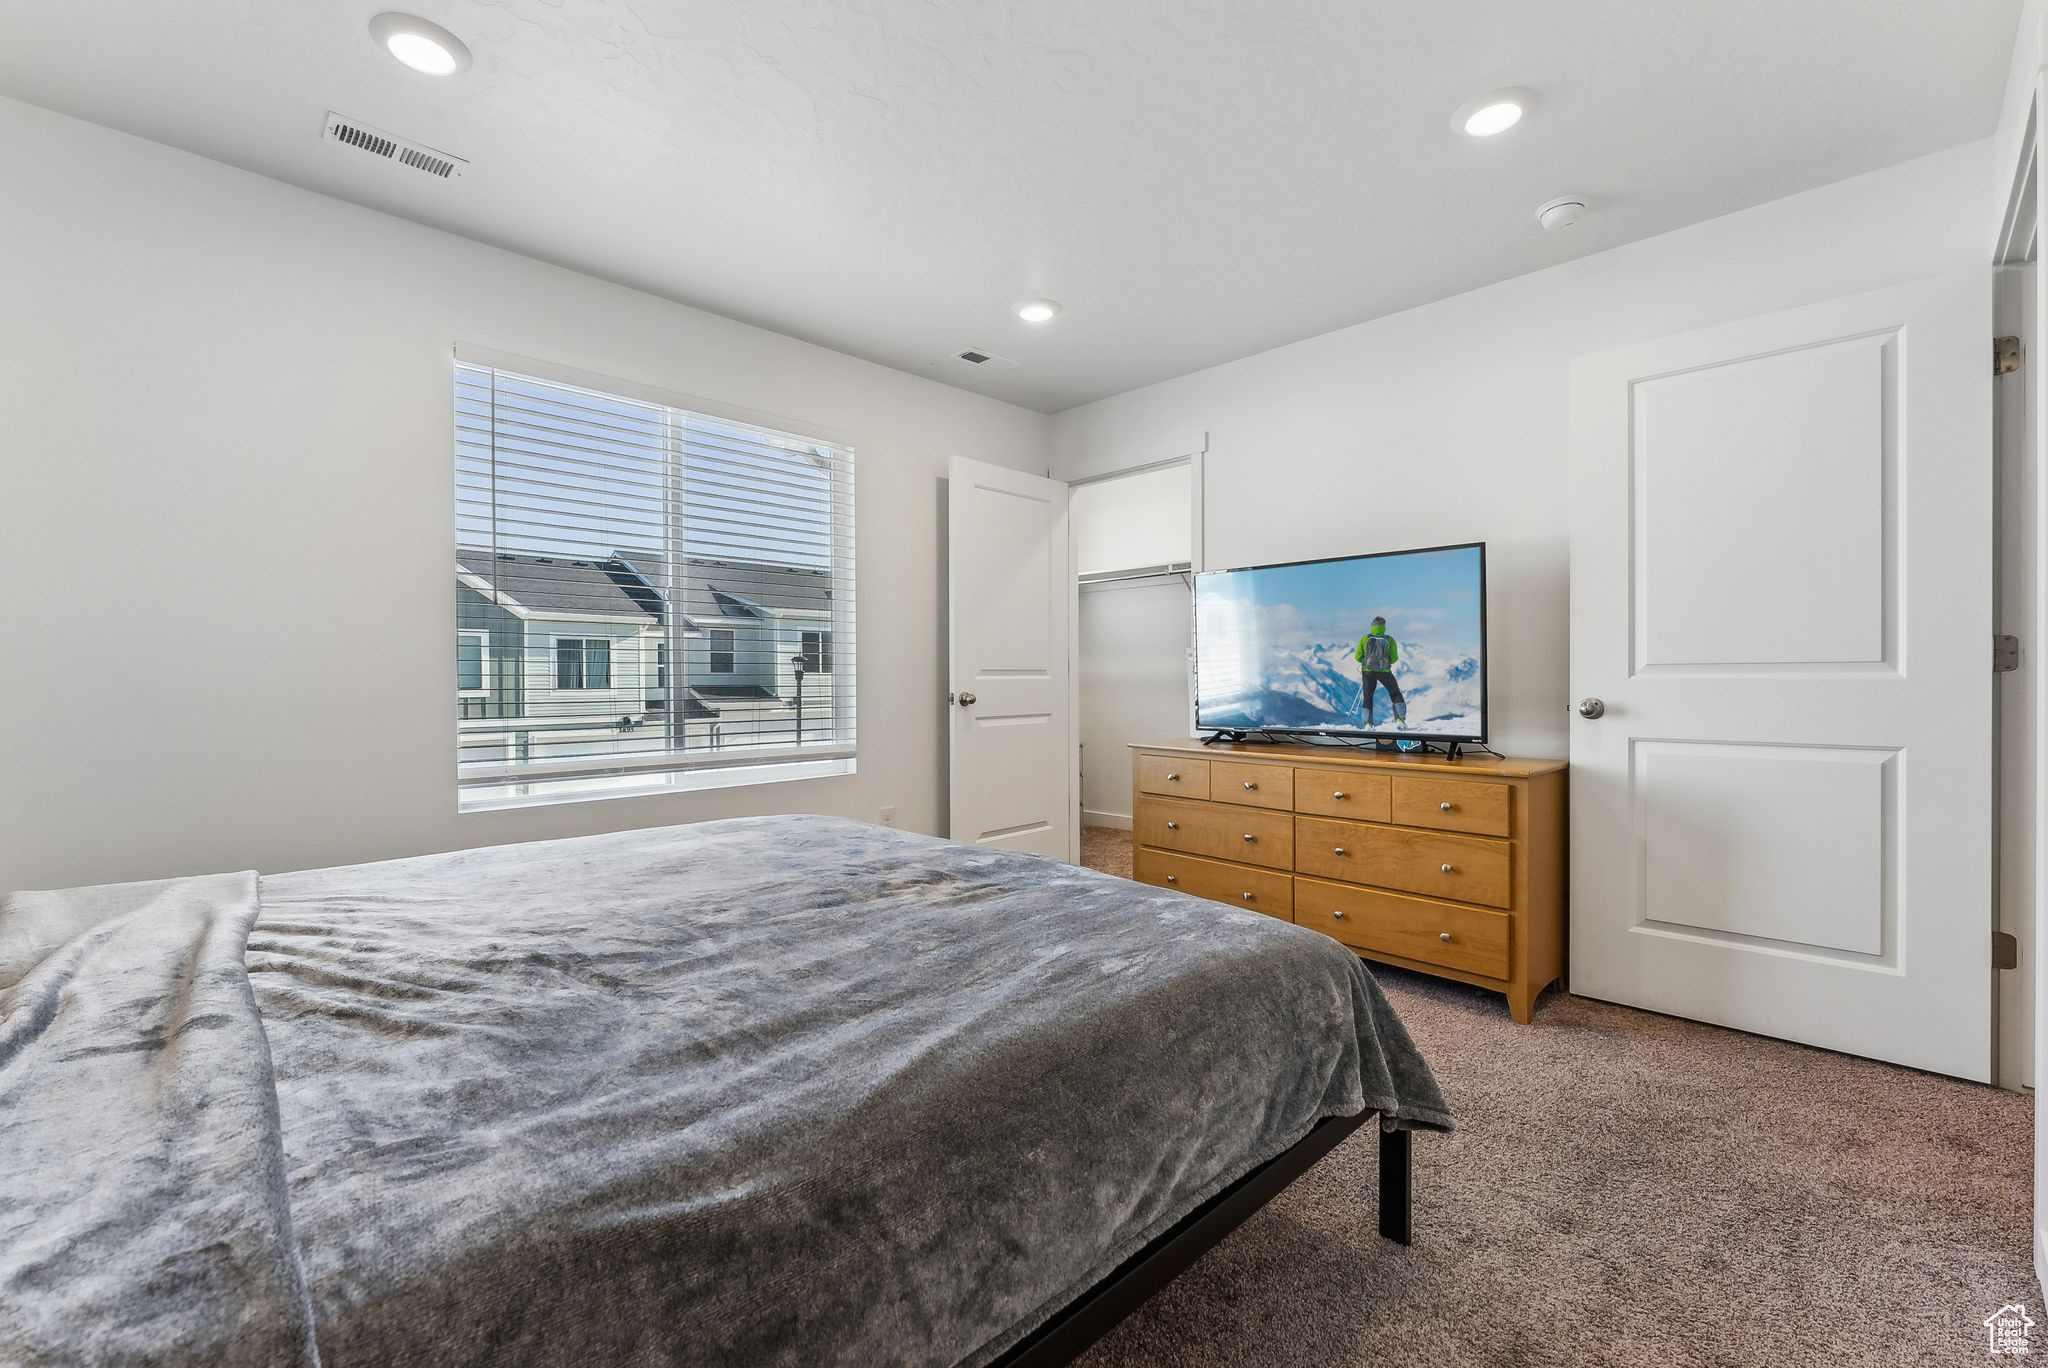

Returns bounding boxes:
[1072,826,2034,1367]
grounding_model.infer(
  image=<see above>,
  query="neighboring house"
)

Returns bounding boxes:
[456,547,839,766]
[668,554,840,748]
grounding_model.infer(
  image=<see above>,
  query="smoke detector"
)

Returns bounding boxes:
[954,348,1021,372]
[1536,195,1587,231]
[322,111,467,180]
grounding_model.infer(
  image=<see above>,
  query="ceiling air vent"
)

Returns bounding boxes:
[322,111,467,180]
[955,348,1021,372]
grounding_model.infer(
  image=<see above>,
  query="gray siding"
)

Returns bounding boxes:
[457,584,524,719]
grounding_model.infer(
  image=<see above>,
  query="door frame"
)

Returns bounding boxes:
[1065,442,1208,841]
[1993,26,2048,1292]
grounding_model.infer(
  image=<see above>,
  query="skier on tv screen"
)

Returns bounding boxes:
[1355,616,1407,728]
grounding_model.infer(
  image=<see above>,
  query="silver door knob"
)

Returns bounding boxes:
[1439,801,1454,812]
[1242,833,1255,843]
[1241,892,1254,902]
[1332,790,1346,800]
[1440,863,1454,874]
[1333,846,1346,856]
[1165,874,1177,884]
[1332,909,1346,919]
[1166,772,1178,781]
[1243,780,1256,790]
[1576,697,1605,719]
[1439,931,1453,943]
[1165,821,1178,830]
[957,691,977,707]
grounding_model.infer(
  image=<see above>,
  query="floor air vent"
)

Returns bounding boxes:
[323,112,467,180]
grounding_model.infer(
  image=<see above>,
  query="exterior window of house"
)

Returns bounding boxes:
[455,356,856,809]
[457,631,488,695]
[554,637,611,690]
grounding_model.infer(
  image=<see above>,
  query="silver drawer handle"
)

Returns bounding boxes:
[1241,891,1255,902]
[1166,820,1178,830]
[1166,772,1179,781]
[1332,790,1346,800]
[1242,833,1255,843]
[1440,863,1454,874]
[1165,874,1177,884]
[1439,931,1453,943]
[1333,846,1346,856]
[1243,780,1257,790]
[1332,909,1346,920]
[1439,801,1454,812]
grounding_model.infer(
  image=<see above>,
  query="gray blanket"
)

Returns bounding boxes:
[1,816,1449,1367]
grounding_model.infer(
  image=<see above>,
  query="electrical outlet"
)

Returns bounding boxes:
[879,806,897,827]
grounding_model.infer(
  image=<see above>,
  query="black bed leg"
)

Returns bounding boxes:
[1378,1125,1412,1246]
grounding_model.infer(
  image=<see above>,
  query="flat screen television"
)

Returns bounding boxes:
[1193,542,1487,747]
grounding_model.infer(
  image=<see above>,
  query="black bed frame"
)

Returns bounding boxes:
[988,1112,1412,1367]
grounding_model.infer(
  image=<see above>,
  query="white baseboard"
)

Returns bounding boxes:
[1082,808,1132,831]
[2036,1222,2046,1298]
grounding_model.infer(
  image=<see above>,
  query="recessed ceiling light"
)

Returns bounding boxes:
[1455,88,1534,138]
[369,13,472,76]
[1017,299,1062,323]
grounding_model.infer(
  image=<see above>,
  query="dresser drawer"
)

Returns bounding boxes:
[1136,754,1210,800]
[1135,797,1294,870]
[1390,775,1511,837]
[1210,760,1293,810]
[1293,768,1391,821]
[1295,877,1510,979]
[1294,815,1511,909]
[1138,849,1293,920]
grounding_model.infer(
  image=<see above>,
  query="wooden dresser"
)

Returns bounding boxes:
[1129,740,1567,1023]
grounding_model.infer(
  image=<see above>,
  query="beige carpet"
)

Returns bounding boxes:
[1073,826,2034,1367]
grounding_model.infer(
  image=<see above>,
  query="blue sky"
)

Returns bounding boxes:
[1200,544,1483,651]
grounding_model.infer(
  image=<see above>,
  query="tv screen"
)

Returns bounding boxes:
[1194,542,1486,743]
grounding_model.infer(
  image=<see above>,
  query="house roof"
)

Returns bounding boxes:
[457,547,834,626]
[612,549,834,620]
[456,549,663,622]
[689,685,788,704]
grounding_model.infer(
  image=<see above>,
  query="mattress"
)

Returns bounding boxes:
[0,815,1449,1367]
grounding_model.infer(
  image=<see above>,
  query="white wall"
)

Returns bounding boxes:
[0,97,1050,894]
[1050,141,1994,758]
[1078,579,1190,827]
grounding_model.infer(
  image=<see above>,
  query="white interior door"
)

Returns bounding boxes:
[1569,269,1993,1081]
[948,456,1075,859]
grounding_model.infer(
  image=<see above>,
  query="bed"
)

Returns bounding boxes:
[0,815,1449,1367]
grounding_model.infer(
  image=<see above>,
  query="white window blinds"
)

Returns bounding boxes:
[455,359,855,804]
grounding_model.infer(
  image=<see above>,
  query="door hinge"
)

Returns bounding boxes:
[1995,634,2020,673]
[1995,930,2020,971]
[1996,335,2025,376]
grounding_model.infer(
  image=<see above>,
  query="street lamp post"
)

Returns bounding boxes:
[791,654,807,745]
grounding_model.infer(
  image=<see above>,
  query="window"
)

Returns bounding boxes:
[554,637,611,691]
[455,356,856,808]
[457,631,487,695]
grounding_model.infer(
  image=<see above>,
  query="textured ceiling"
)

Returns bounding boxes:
[0,1,2021,411]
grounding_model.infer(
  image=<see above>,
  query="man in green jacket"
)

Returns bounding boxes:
[1355,616,1406,727]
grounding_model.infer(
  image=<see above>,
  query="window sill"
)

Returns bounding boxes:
[458,755,856,813]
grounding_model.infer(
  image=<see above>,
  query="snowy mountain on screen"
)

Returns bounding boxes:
[1201,636,1482,736]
